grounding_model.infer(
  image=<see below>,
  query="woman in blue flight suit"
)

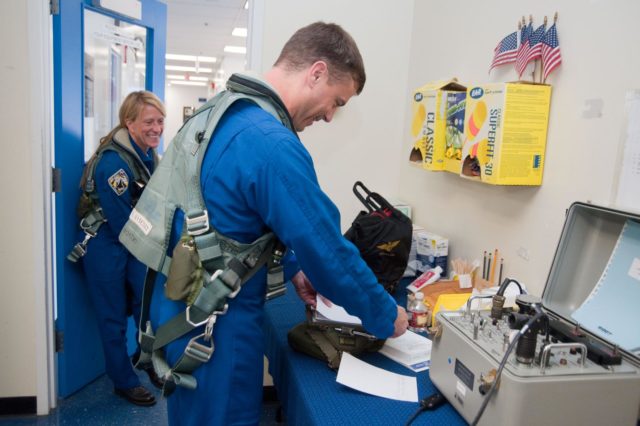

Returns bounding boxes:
[79,91,165,406]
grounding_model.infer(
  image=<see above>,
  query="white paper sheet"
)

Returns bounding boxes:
[336,353,418,402]
[572,219,640,354]
[615,91,640,212]
[315,295,361,325]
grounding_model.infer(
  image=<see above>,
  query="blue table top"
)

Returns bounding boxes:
[263,281,466,426]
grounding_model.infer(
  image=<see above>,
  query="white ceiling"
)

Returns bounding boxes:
[162,0,248,76]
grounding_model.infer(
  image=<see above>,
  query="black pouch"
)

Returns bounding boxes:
[344,181,413,293]
[287,307,385,370]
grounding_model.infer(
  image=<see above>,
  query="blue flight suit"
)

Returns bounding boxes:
[150,101,398,425]
[82,133,156,390]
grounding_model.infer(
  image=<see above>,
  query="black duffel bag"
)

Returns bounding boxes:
[344,181,412,294]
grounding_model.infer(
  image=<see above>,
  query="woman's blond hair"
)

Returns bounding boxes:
[80,91,165,188]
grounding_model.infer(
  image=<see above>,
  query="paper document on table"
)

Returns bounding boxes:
[379,330,432,372]
[314,295,361,325]
[572,219,640,354]
[336,353,418,402]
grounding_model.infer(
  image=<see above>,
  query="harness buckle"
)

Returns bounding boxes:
[214,304,229,316]
[184,333,214,363]
[79,207,105,232]
[210,269,240,299]
[185,306,211,327]
[185,211,210,236]
[66,231,95,262]
[228,284,241,299]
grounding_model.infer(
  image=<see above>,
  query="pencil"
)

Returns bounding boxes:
[490,249,498,285]
[486,253,492,282]
[498,258,504,285]
[482,251,487,279]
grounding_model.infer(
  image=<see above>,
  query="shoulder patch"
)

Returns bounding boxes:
[108,169,129,196]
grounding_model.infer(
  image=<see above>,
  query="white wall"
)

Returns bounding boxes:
[216,54,247,91]
[164,84,209,144]
[399,0,640,296]
[0,0,39,398]
[256,0,415,231]
[164,53,247,145]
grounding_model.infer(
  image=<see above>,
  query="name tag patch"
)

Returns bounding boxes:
[130,208,152,235]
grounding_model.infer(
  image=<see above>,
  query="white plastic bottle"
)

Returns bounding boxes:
[407,292,429,333]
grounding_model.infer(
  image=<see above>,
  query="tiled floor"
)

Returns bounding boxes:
[0,371,282,426]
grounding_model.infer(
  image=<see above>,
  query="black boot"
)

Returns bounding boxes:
[115,386,156,406]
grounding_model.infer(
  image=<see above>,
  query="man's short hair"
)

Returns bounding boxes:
[274,22,366,94]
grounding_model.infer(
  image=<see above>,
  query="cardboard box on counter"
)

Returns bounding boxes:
[415,230,448,277]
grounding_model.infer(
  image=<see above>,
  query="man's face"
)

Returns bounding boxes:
[126,104,165,151]
[294,74,357,132]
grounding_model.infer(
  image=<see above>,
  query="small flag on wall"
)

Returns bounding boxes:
[523,24,546,66]
[489,31,518,72]
[514,19,532,76]
[542,22,562,81]
[517,23,546,77]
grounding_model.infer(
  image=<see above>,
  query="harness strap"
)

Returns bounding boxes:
[135,235,279,397]
[127,74,294,396]
[265,243,286,299]
[68,135,151,262]
[153,240,274,351]
[66,207,107,262]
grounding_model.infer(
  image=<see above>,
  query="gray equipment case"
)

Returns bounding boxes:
[430,202,640,425]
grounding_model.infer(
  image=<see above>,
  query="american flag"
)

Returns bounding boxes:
[514,22,532,77]
[517,23,546,76]
[542,23,562,81]
[489,31,518,72]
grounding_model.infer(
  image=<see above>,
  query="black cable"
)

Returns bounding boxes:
[404,406,423,426]
[405,392,447,426]
[496,277,524,296]
[470,305,545,426]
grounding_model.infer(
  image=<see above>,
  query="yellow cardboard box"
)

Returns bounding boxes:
[460,82,552,185]
[409,79,466,171]
[442,90,466,173]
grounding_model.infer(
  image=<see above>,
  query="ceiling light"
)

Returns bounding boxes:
[166,54,216,63]
[224,46,246,54]
[165,65,212,73]
[169,80,207,87]
[232,27,247,37]
[167,74,209,81]
[186,76,208,81]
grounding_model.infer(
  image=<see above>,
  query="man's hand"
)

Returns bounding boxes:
[392,306,409,337]
[291,270,317,307]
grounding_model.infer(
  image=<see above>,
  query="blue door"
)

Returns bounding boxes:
[52,0,166,397]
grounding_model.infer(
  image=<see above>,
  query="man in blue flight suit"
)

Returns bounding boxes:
[80,91,165,406]
[149,22,409,424]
